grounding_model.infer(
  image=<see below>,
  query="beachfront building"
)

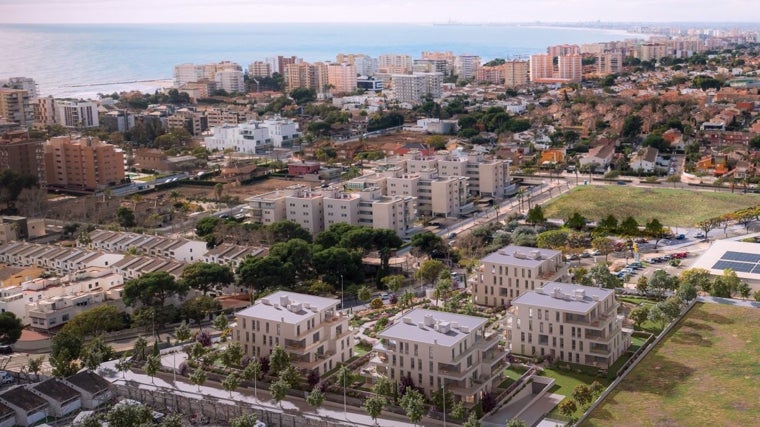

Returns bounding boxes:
[505,282,629,368]
[474,245,568,307]
[233,291,351,375]
[373,308,505,404]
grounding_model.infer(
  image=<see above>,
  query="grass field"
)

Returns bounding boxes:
[582,302,760,427]
[543,186,760,226]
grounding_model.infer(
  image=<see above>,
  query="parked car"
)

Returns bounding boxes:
[675,234,686,240]
[0,346,11,355]
[694,232,706,239]
[0,371,14,385]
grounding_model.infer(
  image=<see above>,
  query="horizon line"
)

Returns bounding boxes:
[0,20,758,25]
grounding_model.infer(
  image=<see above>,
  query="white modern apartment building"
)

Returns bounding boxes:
[55,100,99,128]
[474,245,568,307]
[385,170,468,218]
[505,282,630,368]
[0,267,124,329]
[233,291,352,375]
[204,117,300,153]
[454,55,481,80]
[373,308,506,405]
[391,73,443,105]
[214,65,245,94]
[173,63,218,87]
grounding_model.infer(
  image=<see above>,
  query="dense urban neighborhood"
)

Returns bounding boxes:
[2,22,760,427]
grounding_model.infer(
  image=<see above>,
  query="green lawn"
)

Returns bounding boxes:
[618,296,655,306]
[543,365,612,420]
[583,302,760,427]
[543,186,760,226]
[503,365,528,382]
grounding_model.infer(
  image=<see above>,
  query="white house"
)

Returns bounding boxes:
[64,370,113,410]
[629,147,659,173]
[0,386,49,427]
[31,379,82,418]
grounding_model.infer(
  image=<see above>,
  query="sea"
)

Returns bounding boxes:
[0,23,646,99]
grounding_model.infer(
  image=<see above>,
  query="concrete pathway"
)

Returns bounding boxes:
[697,296,760,308]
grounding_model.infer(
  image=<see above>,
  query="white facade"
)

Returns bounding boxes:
[173,63,217,87]
[204,118,299,153]
[454,55,481,80]
[391,73,443,105]
[56,100,99,128]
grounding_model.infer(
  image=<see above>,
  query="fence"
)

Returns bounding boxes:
[575,298,698,425]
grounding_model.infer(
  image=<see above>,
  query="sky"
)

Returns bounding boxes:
[0,0,759,24]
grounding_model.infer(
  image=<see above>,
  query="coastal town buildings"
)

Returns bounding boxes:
[373,308,505,404]
[474,245,568,307]
[43,136,124,190]
[327,62,358,95]
[505,282,630,368]
[391,73,443,104]
[55,100,99,129]
[0,131,46,186]
[233,291,352,375]
[0,88,33,129]
[203,117,300,154]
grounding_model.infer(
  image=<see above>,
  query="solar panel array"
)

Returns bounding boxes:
[712,251,760,274]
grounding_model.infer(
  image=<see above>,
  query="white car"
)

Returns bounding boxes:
[0,371,14,385]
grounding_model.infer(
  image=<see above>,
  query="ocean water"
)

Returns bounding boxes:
[0,23,643,98]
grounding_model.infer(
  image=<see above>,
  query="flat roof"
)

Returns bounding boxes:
[480,245,562,268]
[236,291,339,323]
[512,282,613,314]
[691,240,760,282]
[378,308,487,347]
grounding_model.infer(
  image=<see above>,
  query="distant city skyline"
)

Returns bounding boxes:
[1,0,760,25]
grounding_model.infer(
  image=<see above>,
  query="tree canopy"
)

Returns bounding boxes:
[180,262,234,295]
[123,271,188,308]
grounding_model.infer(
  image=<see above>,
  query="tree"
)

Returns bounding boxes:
[647,304,667,329]
[115,354,131,379]
[123,271,188,309]
[629,305,650,329]
[269,220,312,243]
[506,419,527,427]
[589,263,619,289]
[695,218,720,240]
[618,217,640,237]
[28,356,44,381]
[50,330,81,377]
[572,384,594,407]
[306,385,325,409]
[180,262,234,295]
[190,366,207,391]
[222,372,240,397]
[536,229,569,249]
[364,395,386,424]
[290,87,317,104]
[357,285,373,303]
[269,377,290,407]
[591,236,615,261]
[269,345,290,374]
[679,268,712,293]
[754,290,760,302]
[416,259,447,287]
[648,269,678,297]
[677,282,698,301]
[213,313,229,331]
[195,216,220,237]
[180,295,221,326]
[242,358,262,399]
[62,304,125,338]
[0,312,23,345]
[221,342,243,368]
[462,412,481,427]
[237,255,296,294]
[558,399,578,418]
[230,414,259,427]
[399,388,425,426]
[132,336,148,362]
[145,353,161,384]
[410,231,445,257]
[590,380,605,396]
[659,296,683,320]
[565,212,587,231]
[621,115,642,139]
[105,401,154,427]
[636,276,649,295]
[0,169,38,210]
[382,274,405,294]
[372,376,394,398]
[526,205,545,225]
[174,320,191,343]
[81,335,113,370]
[644,219,666,250]
[738,281,751,298]
[279,365,301,388]
[597,214,618,234]
[115,207,136,228]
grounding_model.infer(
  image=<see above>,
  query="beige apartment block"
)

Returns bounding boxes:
[327,63,358,95]
[378,54,413,74]
[323,188,361,228]
[529,54,554,82]
[474,245,568,307]
[596,52,623,76]
[233,291,351,375]
[0,88,33,128]
[285,186,325,235]
[502,60,529,87]
[437,152,511,198]
[44,136,124,191]
[505,282,630,368]
[373,308,505,405]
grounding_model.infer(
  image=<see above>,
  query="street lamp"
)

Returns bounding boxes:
[340,274,344,311]
[442,383,447,427]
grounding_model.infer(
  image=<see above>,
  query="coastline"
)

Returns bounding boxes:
[49,79,173,99]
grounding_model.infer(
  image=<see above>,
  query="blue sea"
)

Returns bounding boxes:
[0,23,644,98]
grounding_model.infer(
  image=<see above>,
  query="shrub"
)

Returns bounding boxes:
[196,330,212,347]
[370,298,384,309]
[177,361,189,376]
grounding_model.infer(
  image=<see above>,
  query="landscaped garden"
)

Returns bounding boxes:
[582,302,760,426]
[543,186,760,226]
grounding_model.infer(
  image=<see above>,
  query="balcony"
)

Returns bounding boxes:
[589,343,610,355]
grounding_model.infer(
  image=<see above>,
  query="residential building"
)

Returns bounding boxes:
[55,100,99,128]
[596,52,623,76]
[214,61,245,94]
[373,308,505,404]
[233,291,352,375]
[437,151,512,198]
[529,54,554,83]
[0,386,48,426]
[173,63,217,87]
[63,370,113,410]
[505,282,630,368]
[167,108,205,136]
[248,61,272,78]
[205,122,269,154]
[285,186,325,235]
[690,240,760,291]
[413,59,449,75]
[421,51,456,70]
[378,54,413,74]
[245,187,295,225]
[30,379,81,417]
[33,96,56,126]
[502,60,530,87]
[557,54,583,83]
[0,77,38,98]
[475,66,504,84]
[336,54,378,76]
[0,216,46,244]
[327,63,358,95]
[288,161,320,176]
[261,116,301,147]
[43,136,125,190]
[0,88,33,128]
[285,62,319,91]
[0,131,46,186]
[179,79,217,100]
[357,77,384,92]
[102,110,135,133]
[579,141,616,171]
[547,44,580,57]
[629,146,659,173]
[454,55,481,80]
[475,245,567,307]
[391,73,443,105]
